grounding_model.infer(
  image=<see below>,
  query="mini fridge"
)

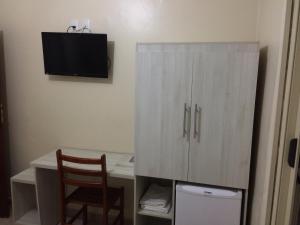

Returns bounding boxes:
[175,183,242,225]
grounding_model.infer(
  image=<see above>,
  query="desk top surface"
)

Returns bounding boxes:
[30,148,135,180]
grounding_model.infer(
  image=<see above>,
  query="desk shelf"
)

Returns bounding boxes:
[11,168,40,225]
[11,168,35,185]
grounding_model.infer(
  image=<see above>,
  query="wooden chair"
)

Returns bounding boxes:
[56,149,124,225]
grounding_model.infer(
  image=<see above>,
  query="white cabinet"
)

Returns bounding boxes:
[135,44,193,181]
[135,43,259,189]
[189,44,259,188]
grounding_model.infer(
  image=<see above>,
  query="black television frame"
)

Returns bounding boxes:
[41,32,108,78]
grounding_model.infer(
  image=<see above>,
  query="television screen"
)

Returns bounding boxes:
[41,32,108,78]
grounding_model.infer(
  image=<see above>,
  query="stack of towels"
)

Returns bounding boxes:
[139,183,172,214]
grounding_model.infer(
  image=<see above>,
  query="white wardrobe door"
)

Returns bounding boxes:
[188,44,259,188]
[135,44,193,180]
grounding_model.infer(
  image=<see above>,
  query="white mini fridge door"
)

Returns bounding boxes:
[175,183,242,225]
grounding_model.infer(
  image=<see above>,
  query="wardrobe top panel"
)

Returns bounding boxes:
[136,42,259,53]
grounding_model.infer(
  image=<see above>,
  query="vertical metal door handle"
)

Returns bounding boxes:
[197,106,202,142]
[193,104,201,142]
[194,104,199,138]
[187,105,191,140]
[0,104,4,125]
[183,103,191,140]
[183,103,187,137]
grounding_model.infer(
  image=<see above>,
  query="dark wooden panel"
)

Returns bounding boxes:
[0,31,10,218]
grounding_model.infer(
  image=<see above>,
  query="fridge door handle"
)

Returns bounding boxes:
[177,184,240,198]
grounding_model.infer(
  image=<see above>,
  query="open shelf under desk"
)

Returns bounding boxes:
[16,209,40,225]
[137,207,173,220]
[11,168,36,185]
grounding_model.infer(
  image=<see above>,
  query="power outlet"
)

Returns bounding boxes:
[81,19,91,31]
[69,19,79,30]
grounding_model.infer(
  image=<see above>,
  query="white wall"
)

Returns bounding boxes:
[0,0,259,174]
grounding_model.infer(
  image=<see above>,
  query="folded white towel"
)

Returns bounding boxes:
[139,183,172,207]
[141,202,171,214]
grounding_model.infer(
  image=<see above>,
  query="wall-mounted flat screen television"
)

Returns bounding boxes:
[41,32,108,78]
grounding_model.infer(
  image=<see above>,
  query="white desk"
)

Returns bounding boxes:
[11,148,134,225]
[31,148,134,179]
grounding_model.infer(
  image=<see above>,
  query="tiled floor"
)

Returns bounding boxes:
[0,217,14,225]
[0,208,132,225]
[0,216,132,225]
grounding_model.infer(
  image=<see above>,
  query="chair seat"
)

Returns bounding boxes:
[67,187,121,208]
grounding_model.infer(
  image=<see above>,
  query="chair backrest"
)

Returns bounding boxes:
[56,149,108,199]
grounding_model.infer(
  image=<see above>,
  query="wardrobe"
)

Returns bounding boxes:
[135,43,259,190]
[0,31,10,218]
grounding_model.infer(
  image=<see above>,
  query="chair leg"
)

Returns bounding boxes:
[61,205,67,225]
[120,187,124,225]
[103,208,109,225]
[82,205,88,225]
